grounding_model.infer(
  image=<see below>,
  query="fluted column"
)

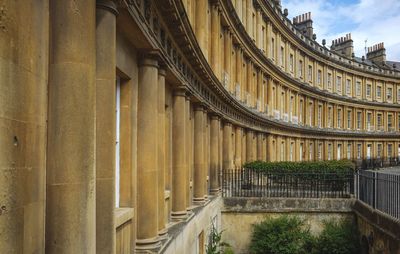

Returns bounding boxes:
[267,77,274,115]
[195,0,208,58]
[95,1,118,253]
[157,68,167,238]
[246,130,254,162]
[194,104,206,203]
[210,115,220,193]
[242,130,247,164]
[223,122,233,169]
[47,1,96,253]
[136,55,160,250]
[0,1,48,253]
[235,127,243,168]
[211,2,220,75]
[257,133,263,160]
[235,45,242,100]
[172,87,188,219]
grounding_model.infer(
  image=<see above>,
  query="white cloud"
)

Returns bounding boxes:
[281,0,400,61]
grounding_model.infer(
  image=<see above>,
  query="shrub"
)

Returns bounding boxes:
[249,216,314,254]
[313,219,360,254]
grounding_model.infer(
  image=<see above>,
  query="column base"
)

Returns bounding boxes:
[158,228,168,240]
[171,210,188,221]
[193,197,205,205]
[210,188,221,195]
[135,236,161,252]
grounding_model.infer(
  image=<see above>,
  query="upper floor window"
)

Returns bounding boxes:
[377,144,382,158]
[377,114,382,129]
[308,65,313,82]
[317,105,322,127]
[367,112,372,130]
[327,73,332,89]
[309,102,313,125]
[397,88,400,102]
[366,84,372,97]
[328,107,332,127]
[357,144,362,159]
[377,86,382,99]
[347,144,352,159]
[280,46,284,66]
[298,60,303,78]
[328,144,332,160]
[388,114,393,130]
[388,144,393,158]
[347,110,352,129]
[336,76,342,93]
[289,54,294,72]
[387,87,393,101]
[271,38,275,59]
[317,70,322,86]
[299,100,304,123]
[356,81,361,97]
[318,143,322,160]
[346,79,351,95]
[357,112,362,130]
[337,108,342,128]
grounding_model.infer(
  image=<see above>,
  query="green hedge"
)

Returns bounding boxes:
[243,160,355,174]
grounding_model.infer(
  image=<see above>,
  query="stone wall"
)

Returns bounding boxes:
[221,198,355,254]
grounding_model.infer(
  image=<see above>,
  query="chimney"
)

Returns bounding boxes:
[292,12,313,39]
[330,33,353,58]
[366,42,386,65]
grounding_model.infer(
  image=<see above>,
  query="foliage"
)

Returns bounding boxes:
[313,219,360,254]
[249,216,315,254]
[206,222,231,254]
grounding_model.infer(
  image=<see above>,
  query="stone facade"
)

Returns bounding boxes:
[0,0,399,253]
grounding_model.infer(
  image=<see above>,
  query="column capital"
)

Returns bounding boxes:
[96,0,119,16]
[139,52,160,68]
[158,67,167,77]
[223,121,232,127]
[210,113,222,120]
[173,86,188,97]
[193,102,206,111]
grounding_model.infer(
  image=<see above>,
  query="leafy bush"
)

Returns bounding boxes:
[206,222,231,254]
[313,219,360,254]
[249,216,314,254]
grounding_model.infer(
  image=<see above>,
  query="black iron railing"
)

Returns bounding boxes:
[222,168,354,198]
[357,170,400,220]
[354,157,400,170]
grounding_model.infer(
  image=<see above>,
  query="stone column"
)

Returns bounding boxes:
[246,130,254,162]
[235,45,242,100]
[203,110,209,199]
[242,130,247,164]
[211,2,220,75]
[257,133,263,160]
[95,1,118,253]
[223,122,233,169]
[157,68,167,238]
[172,87,188,219]
[210,115,220,193]
[185,96,192,210]
[193,104,205,203]
[195,0,208,58]
[136,55,160,250]
[47,0,96,253]
[0,1,48,253]
[224,28,232,89]
[267,77,274,115]
[235,127,243,168]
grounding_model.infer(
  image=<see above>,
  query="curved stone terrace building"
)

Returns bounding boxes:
[0,0,399,253]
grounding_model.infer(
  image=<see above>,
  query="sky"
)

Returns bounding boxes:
[281,0,400,61]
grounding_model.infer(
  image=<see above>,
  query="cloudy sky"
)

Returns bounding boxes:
[281,0,400,61]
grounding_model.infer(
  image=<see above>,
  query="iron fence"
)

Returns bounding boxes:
[354,157,400,170]
[357,170,400,220]
[222,168,354,198]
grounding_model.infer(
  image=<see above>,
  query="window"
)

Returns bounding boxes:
[290,142,294,161]
[336,76,342,93]
[328,107,332,127]
[280,46,284,66]
[318,143,322,160]
[398,114,400,130]
[366,84,371,97]
[387,87,393,101]
[367,112,372,130]
[357,112,362,130]
[309,143,313,160]
[377,114,382,130]
[377,86,382,98]
[397,88,400,102]
[299,143,303,161]
[346,79,351,95]
[308,65,312,82]
[337,144,342,160]
[356,81,361,97]
[299,100,303,123]
[318,105,322,127]
[309,103,313,126]
[298,60,303,78]
[337,108,342,128]
[347,110,352,129]
[327,73,332,89]
[388,114,393,130]
[289,54,294,72]
[377,144,382,158]
[328,144,332,160]
[271,38,275,59]
[357,144,362,159]
[388,144,393,159]
[347,144,351,159]
[280,142,285,161]
[317,70,322,85]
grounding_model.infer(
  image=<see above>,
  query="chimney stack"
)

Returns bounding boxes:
[292,12,313,39]
[366,42,386,65]
[330,33,353,58]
